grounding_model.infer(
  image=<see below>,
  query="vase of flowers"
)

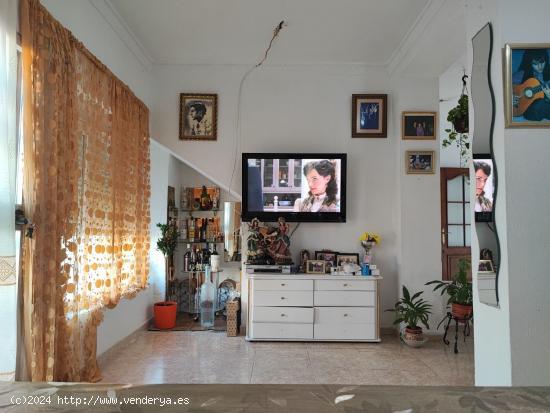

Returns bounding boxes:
[359,231,381,263]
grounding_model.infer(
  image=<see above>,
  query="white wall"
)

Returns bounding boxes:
[41,0,157,356]
[498,0,550,386]
[152,64,444,329]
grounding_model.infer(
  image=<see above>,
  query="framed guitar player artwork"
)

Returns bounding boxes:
[504,44,550,128]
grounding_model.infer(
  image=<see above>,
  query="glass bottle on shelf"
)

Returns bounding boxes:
[183,244,191,271]
[190,246,197,271]
[211,243,220,272]
[200,265,216,328]
[188,218,195,241]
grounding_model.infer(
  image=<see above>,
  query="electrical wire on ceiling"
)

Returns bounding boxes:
[227,20,286,200]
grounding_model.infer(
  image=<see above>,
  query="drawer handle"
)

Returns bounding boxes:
[281,283,286,286]
[281,297,286,300]
[343,283,349,287]
[343,313,349,317]
[280,313,287,317]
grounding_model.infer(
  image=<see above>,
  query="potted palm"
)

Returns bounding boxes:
[426,258,473,319]
[154,221,180,329]
[386,286,432,347]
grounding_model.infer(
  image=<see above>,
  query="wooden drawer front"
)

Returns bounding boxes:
[315,307,375,324]
[253,279,313,291]
[254,291,313,307]
[315,279,376,291]
[314,291,375,307]
[252,307,313,324]
[251,322,313,339]
[314,323,376,340]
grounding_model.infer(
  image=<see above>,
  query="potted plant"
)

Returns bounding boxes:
[443,93,470,167]
[154,221,180,329]
[426,258,473,319]
[386,286,432,347]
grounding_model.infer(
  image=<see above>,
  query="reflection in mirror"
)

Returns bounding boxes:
[471,22,500,307]
[224,202,241,261]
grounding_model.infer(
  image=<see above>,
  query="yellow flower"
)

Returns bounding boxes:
[359,231,381,244]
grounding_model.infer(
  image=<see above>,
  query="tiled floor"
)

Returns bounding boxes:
[98,331,474,385]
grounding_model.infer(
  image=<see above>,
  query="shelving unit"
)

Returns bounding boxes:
[176,269,223,315]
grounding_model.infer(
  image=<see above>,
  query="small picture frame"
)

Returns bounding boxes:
[180,93,218,140]
[406,150,435,174]
[402,111,437,139]
[352,94,388,138]
[335,253,360,267]
[504,44,550,128]
[306,260,326,274]
[315,250,338,273]
[478,259,495,273]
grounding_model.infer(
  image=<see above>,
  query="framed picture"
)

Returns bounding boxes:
[306,260,326,274]
[335,253,360,267]
[315,250,338,273]
[478,259,495,273]
[179,93,218,140]
[402,111,437,139]
[183,186,221,211]
[504,44,550,127]
[352,94,388,138]
[406,150,435,174]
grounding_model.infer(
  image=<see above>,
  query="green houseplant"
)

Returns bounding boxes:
[426,258,473,319]
[386,286,432,347]
[154,221,180,330]
[443,93,470,167]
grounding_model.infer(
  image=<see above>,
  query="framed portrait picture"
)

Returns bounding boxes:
[352,94,388,138]
[402,111,437,139]
[478,259,495,273]
[315,250,338,273]
[179,93,218,140]
[504,44,550,128]
[406,150,435,175]
[306,260,326,274]
[335,253,360,267]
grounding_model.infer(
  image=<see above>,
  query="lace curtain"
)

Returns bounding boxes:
[20,0,150,382]
[0,0,18,382]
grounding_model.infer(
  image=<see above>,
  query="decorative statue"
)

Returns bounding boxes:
[265,217,293,265]
[246,218,267,264]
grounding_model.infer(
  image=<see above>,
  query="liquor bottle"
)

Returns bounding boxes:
[190,245,197,271]
[188,218,195,241]
[195,218,201,241]
[211,243,220,272]
[180,219,187,240]
[202,218,208,241]
[202,243,211,269]
[183,244,191,271]
[199,186,211,210]
[196,247,203,271]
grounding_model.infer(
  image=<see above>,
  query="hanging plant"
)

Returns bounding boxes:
[443,75,471,167]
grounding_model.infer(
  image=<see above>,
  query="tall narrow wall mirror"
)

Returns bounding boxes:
[471,22,500,307]
[224,201,242,261]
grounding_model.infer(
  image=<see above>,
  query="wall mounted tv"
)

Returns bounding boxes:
[242,153,347,222]
[473,155,494,222]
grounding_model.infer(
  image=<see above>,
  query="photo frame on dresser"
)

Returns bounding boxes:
[306,260,326,274]
[335,253,360,266]
[315,250,338,273]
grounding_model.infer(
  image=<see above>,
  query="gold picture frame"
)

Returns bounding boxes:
[504,44,550,128]
[306,260,326,274]
[402,111,437,139]
[406,150,435,175]
[179,93,218,140]
[352,94,388,138]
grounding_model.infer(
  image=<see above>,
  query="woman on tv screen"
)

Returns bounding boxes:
[293,160,340,212]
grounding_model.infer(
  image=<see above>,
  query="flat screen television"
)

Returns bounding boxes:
[242,153,346,222]
[473,154,494,222]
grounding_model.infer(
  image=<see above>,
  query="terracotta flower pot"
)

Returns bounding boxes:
[451,303,473,319]
[154,301,177,329]
[402,327,427,347]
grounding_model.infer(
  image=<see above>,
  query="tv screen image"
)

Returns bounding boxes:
[242,153,346,222]
[473,158,494,220]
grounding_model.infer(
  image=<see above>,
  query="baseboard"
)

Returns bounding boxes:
[97,317,152,365]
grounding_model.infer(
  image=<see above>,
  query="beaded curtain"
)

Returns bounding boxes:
[21,0,150,382]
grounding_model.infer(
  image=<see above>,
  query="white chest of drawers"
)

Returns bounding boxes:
[246,273,382,342]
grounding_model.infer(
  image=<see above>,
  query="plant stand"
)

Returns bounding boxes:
[438,312,473,354]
